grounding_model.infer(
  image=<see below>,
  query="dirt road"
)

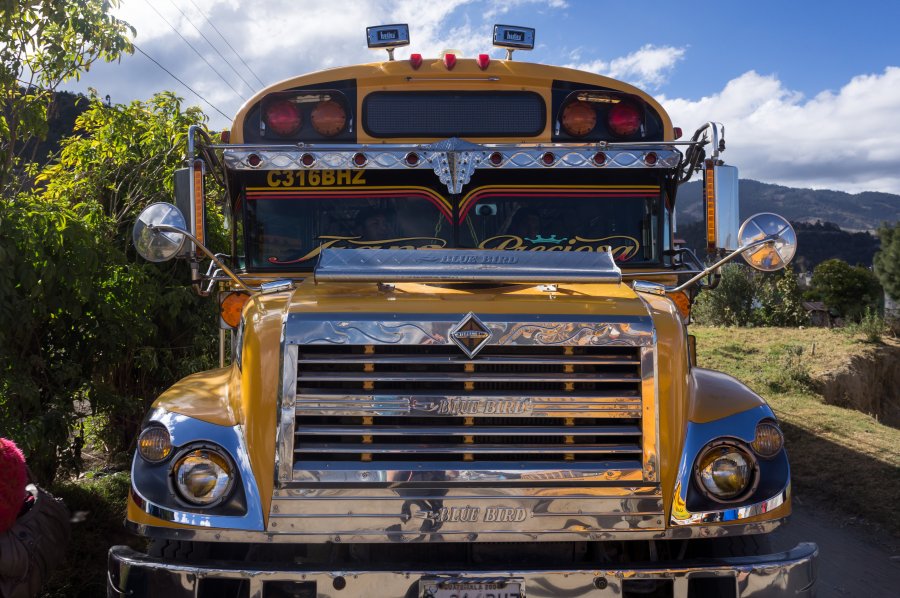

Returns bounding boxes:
[770,502,900,596]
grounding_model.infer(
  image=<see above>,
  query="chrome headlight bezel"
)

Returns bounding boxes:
[170,444,236,508]
[692,439,760,504]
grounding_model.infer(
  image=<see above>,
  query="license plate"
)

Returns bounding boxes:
[420,578,524,598]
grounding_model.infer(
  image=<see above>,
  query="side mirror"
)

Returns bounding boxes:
[738,212,797,271]
[133,203,187,262]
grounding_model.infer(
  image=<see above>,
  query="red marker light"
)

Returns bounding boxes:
[541,152,555,166]
[443,53,457,70]
[264,99,302,136]
[608,101,642,137]
[673,127,683,140]
[247,154,261,167]
[219,130,230,144]
[301,153,315,167]
[410,53,423,70]
[405,152,419,166]
[489,152,503,166]
[477,54,490,70]
[353,152,367,167]
[592,151,607,166]
[644,152,658,166]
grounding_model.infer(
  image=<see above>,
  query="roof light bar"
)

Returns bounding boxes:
[492,24,535,60]
[366,24,410,61]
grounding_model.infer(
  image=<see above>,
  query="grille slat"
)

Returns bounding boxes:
[295,443,643,455]
[295,425,641,436]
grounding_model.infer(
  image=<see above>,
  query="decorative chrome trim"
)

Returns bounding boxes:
[131,409,265,531]
[670,405,789,526]
[276,344,298,486]
[313,247,623,284]
[285,313,654,347]
[109,542,817,597]
[632,280,666,296]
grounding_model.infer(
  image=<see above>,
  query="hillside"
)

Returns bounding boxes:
[677,179,900,231]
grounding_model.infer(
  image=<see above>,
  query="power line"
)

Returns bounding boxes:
[186,0,266,88]
[166,0,257,94]
[141,0,247,102]
[133,43,230,121]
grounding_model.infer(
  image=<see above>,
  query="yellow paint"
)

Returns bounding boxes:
[230,59,674,143]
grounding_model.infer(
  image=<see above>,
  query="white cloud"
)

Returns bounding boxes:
[661,68,900,194]
[568,44,686,89]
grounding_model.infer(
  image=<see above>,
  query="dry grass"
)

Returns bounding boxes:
[693,326,900,536]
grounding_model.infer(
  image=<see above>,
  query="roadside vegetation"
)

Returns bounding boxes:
[693,326,900,537]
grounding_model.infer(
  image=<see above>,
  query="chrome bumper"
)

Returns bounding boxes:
[108,542,817,598]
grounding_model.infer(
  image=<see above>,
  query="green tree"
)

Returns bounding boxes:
[692,263,756,326]
[0,93,222,482]
[873,222,900,302]
[809,259,882,322]
[755,266,808,327]
[0,0,133,190]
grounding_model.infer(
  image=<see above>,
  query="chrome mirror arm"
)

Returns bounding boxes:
[150,224,257,294]
[667,237,774,294]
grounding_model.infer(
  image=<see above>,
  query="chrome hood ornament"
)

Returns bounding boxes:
[450,312,492,358]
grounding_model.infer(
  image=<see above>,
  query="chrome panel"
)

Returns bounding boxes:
[296,424,642,436]
[295,443,643,455]
[132,409,265,531]
[275,344,298,485]
[285,314,654,347]
[671,405,788,526]
[641,345,660,483]
[314,247,622,284]
[109,542,817,597]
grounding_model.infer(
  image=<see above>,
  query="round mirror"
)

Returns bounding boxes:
[738,212,797,272]
[133,203,187,262]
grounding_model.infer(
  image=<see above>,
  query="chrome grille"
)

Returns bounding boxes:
[293,345,644,472]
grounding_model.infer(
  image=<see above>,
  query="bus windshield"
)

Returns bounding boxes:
[243,175,661,271]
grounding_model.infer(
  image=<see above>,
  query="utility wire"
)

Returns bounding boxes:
[133,43,230,121]
[186,0,266,88]
[141,0,247,102]
[166,0,257,94]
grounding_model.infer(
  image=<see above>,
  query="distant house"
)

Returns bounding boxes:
[802,301,832,327]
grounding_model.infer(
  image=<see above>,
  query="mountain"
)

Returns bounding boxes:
[676,179,900,231]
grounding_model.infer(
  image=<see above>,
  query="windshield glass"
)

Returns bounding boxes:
[242,172,661,271]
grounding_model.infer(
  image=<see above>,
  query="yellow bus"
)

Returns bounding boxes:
[113,24,816,598]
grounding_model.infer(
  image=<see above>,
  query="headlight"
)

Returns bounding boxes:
[751,421,784,458]
[173,447,235,506]
[694,441,757,502]
[137,426,172,463]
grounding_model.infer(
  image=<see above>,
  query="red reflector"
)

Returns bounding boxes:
[443,53,456,70]
[264,99,302,136]
[673,127,683,140]
[489,152,503,166]
[410,53,423,70]
[301,153,315,167]
[219,130,230,144]
[608,101,642,137]
[477,54,490,70]
[644,152,658,166]
[541,152,555,166]
[593,152,607,166]
[405,152,419,166]
[353,152,367,167]
[247,154,261,167]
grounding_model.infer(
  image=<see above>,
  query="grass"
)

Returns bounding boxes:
[693,326,900,537]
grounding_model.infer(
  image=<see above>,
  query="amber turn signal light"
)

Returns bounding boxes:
[220,292,250,328]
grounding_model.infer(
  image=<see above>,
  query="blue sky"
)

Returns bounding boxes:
[66,0,900,195]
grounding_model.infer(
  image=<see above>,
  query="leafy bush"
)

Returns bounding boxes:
[808,258,882,322]
[843,308,887,343]
[692,263,756,326]
[763,344,814,393]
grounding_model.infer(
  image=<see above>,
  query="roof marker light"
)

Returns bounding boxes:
[673,127,683,140]
[477,54,490,70]
[443,53,457,70]
[410,53,423,69]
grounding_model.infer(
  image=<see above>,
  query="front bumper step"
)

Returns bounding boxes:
[108,542,817,597]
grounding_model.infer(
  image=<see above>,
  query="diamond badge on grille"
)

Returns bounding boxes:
[450,312,492,358]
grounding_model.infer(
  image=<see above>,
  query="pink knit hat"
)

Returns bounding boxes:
[0,437,27,533]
